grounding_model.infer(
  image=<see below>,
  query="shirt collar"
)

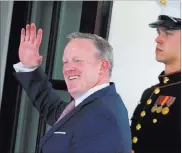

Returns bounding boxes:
[75,83,110,107]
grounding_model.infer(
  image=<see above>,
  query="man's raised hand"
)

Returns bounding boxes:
[18,23,43,68]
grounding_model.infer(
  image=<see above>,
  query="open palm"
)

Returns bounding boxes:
[19,23,43,68]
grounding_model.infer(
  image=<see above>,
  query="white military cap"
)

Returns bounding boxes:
[149,0,181,30]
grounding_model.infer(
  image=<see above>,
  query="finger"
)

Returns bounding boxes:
[34,56,43,66]
[25,24,30,41]
[34,29,43,48]
[37,56,43,61]
[30,23,36,43]
[20,28,25,43]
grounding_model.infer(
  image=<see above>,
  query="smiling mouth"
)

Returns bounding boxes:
[68,76,79,80]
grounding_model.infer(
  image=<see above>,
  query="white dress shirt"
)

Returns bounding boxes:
[74,83,109,107]
[13,62,110,107]
[13,62,37,72]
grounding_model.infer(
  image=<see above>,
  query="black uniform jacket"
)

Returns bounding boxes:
[131,71,181,153]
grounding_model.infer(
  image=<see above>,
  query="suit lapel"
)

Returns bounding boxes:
[39,96,98,149]
[40,106,80,149]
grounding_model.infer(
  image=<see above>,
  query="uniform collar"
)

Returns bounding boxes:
[158,70,181,85]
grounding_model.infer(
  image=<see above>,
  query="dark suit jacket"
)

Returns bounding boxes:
[14,67,132,153]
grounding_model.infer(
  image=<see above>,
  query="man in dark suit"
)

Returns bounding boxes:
[131,1,181,153]
[13,24,131,153]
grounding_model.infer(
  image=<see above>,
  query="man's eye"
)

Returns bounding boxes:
[75,60,82,63]
[165,31,173,35]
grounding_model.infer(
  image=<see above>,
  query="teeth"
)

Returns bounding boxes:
[69,76,79,80]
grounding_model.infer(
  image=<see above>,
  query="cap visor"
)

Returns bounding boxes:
[149,20,164,28]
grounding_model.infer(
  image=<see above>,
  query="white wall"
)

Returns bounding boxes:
[0,1,14,107]
[109,1,164,121]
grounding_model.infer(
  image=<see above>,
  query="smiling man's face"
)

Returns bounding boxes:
[62,39,102,98]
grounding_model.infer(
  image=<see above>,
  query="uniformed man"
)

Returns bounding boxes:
[131,0,181,153]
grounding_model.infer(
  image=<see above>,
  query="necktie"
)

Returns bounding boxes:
[55,100,75,124]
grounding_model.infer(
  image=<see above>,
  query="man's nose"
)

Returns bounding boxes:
[63,63,75,74]
[155,34,164,45]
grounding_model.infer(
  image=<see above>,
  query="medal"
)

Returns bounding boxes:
[153,96,174,114]
[162,107,169,115]
[151,105,158,113]
[156,105,163,113]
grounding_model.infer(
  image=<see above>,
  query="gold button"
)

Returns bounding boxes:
[140,111,146,117]
[160,0,167,6]
[132,150,135,153]
[153,118,158,124]
[154,88,160,94]
[163,77,169,84]
[136,124,141,130]
[162,107,169,115]
[146,99,152,105]
[132,137,138,143]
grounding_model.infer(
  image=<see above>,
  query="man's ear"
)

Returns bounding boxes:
[99,60,110,75]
